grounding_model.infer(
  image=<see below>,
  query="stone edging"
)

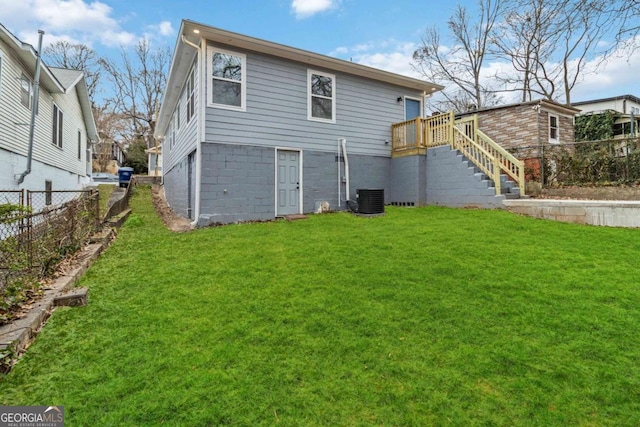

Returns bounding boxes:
[0,209,131,373]
[502,199,640,227]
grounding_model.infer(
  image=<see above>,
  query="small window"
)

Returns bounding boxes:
[20,74,31,109]
[77,130,82,160]
[176,103,181,131]
[549,114,559,143]
[53,104,63,148]
[208,47,246,111]
[45,180,52,205]
[308,70,336,123]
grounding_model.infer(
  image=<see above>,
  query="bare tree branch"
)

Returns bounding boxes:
[413,0,504,112]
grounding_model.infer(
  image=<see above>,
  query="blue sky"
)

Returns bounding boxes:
[2,0,639,105]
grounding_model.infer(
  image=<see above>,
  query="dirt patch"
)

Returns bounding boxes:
[151,185,193,232]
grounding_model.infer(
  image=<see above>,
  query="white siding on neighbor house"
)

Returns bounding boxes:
[203,43,422,157]
[0,38,33,159]
[163,57,199,174]
[46,86,89,176]
[0,147,88,192]
[576,99,640,115]
[0,38,89,186]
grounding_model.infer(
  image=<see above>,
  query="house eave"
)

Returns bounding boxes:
[0,23,65,93]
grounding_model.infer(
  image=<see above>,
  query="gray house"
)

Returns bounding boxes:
[155,20,442,226]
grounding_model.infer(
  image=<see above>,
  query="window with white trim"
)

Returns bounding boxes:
[20,74,31,109]
[208,47,246,111]
[52,104,63,148]
[308,70,335,123]
[186,67,195,122]
[549,114,559,143]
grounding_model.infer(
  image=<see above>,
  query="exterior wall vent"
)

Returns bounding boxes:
[357,189,384,214]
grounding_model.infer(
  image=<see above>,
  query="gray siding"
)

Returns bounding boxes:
[163,57,199,174]
[204,43,422,157]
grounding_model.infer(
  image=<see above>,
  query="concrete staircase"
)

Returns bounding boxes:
[425,145,521,208]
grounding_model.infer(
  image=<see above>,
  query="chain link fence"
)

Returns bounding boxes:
[1,189,100,324]
[509,137,640,186]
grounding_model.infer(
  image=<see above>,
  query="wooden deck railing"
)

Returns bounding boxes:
[391,112,525,196]
[391,111,454,155]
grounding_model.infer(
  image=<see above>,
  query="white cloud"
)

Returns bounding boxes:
[330,39,421,79]
[349,33,640,107]
[291,0,337,19]
[0,0,171,49]
[157,21,174,37]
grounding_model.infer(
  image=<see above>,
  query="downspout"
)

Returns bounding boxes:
[337,138,341,208]
[181,34,202,227]
[340,138,350,202]
[17,30,44,185]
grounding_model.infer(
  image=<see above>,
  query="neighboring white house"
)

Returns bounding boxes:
[0,23,98,193]
[572,94,640,138]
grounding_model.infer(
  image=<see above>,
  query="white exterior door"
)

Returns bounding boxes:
[277,150,301,216]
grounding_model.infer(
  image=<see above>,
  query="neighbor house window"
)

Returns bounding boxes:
[45,180,52,205]
[208,47,246,111]
[77,130,82,160]
[549,114,559,143]
[186,67,195,122]
[53,104,63,148]
[20,74,31,109]
[308,70,336,123]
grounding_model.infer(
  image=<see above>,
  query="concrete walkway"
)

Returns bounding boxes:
[503,199,640,228]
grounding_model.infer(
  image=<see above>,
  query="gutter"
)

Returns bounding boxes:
[17,30,44,185]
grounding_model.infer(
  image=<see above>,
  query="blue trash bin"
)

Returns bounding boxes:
[118,167,134,188]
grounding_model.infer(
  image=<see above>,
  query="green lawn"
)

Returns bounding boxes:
[2,186,640,425]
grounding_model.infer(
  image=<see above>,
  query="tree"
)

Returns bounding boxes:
[493,0,616,105]
[610,1,640,43]
[100,38,170,155]
[492,0,556,102]
[43,40,102,104]
[413,0,504,112]
[123,140,149,174]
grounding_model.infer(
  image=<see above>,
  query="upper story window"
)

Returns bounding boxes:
[186,67,195,123]
[208,46,246,111]
[20,74,31,109]
[308,70,335,123]
[53,104,63,148]
[549,114,559,143]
